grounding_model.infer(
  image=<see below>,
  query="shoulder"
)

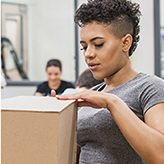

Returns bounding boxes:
[133,73,164,99]
[36,81,49,93]
[137,73,164,114]
[148,74,164,86]
[37,81,48,87]
[142,73,164,84]
[126,73,164,91]
[138,73,164,92]
[61,80,75,88]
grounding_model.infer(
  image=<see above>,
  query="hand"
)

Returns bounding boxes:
[51,90,56,97]
[54,90,110,109]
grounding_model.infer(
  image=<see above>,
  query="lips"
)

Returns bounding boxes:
[88,63,100,70]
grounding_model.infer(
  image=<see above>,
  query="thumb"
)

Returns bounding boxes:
[51,90,56,97]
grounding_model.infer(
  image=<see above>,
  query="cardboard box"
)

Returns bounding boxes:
[1,96,77,164]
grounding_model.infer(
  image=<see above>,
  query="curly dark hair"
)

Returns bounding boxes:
[74,0,141,56]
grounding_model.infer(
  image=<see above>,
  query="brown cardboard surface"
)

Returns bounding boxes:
[1,96,77,164]
[1,96,75,112]
[58,104,77,164]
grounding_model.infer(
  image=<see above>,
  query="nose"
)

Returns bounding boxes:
[51,75,56,80]
[84,47,96,59]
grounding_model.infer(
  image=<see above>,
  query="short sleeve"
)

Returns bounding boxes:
[139,76,164,114]
[35,81,48,94]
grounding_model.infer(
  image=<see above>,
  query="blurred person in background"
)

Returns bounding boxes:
[75,68,104,91]
[62,68,104,95]
[35,59,74,96]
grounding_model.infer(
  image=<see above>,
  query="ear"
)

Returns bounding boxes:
[122,34,133,53]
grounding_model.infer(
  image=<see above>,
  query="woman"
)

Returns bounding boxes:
[35,59,74,96]
[52,0,164,163]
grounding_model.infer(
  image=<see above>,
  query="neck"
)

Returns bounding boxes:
[49,80,61,90]
[103,62,138,91]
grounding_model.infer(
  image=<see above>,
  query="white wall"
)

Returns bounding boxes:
[77,0,88,75]
[132,0,154,75]
[2,0,75,82]
[2,0,156,82]
[160,0,164,27]
[27,0,75,81]
[2,0,28,4]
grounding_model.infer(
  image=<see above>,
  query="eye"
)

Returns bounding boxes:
[80,46,87,51]
[95,43,104,48]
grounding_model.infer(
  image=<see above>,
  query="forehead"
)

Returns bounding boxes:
[47,66,60,72]
[80,22,113,40]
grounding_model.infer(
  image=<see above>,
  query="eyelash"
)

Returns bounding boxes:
[95,43,104,48]
[80,47,87,51]
[80,43,104,51]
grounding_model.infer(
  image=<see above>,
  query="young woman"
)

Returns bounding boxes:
[35,59,74,96]
[52,0,164,163]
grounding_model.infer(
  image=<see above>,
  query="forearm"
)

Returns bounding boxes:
[106,95,164,164]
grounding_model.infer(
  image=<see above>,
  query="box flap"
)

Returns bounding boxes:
[1,96,76,112]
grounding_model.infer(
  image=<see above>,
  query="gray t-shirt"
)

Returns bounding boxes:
[77,73,164,164]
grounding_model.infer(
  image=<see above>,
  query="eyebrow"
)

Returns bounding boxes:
[80,36,104,43]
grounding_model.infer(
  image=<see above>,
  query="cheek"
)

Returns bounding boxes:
[53,75,61,80]
[47,75,52,79]
[102,42,121,61]
[85,56,87,64]
[47,76,52,82]
[56,76,60,79]
[57,73,61,78]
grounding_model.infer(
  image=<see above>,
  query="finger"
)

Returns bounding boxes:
[51,90,56,97]
[56,92,83,100]
[56,95,77,100]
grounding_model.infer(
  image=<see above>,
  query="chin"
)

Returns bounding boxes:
[49,81,56,85]
[92,73,104,80]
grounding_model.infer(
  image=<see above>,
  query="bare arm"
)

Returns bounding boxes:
[55,90,164,164]
[108,97,164,164]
